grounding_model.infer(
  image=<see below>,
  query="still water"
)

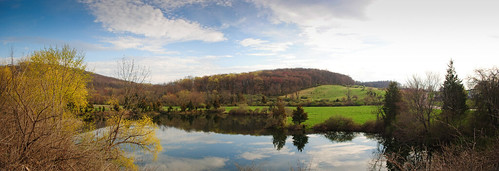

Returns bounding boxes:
[134,128,380,170]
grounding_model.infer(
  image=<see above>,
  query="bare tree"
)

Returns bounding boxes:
[116,57,149,85]
[469,67,499,126]
[115,57,150,112]
[404,72,441,133]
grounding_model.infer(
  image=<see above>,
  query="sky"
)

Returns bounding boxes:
[1,0,499,84]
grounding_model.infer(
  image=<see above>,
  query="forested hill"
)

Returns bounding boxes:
[163,68,355,96]
[86,72,128,104]
[88,72,127,89]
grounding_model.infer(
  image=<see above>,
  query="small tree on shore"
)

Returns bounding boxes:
[272,98,287,128]
[469,67,499,128]
[292,106,308,125]
[441,60,467,125]
[382,82,402,130]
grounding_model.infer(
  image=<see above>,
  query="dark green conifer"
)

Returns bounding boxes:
[441,60,468,124]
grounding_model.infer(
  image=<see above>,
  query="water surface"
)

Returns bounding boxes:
[134,125,381,170]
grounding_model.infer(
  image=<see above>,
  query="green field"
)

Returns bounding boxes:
[165,105,377,128]
[225,105,378,127]
[290,106,378,128]
[285,85,385,101]
[224,106,268,111]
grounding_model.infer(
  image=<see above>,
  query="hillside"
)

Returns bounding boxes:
[86,68,376,106]
[88,72,127,89]
[283,85,385,106]
[87,73,123,104]
[164,68,355,96]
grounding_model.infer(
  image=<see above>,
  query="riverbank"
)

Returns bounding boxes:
[154,105,381,134]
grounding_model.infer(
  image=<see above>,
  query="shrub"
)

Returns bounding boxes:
[361,120,384,133]
[229,104,251,115]
[313,116,360,132]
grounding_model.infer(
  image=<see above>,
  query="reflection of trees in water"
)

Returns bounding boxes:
[272,129,287,151]
[368,134,434,171]
[292,133,308,152]
[154,113,278,135]
[155,113,313,152]
[323,132,355,143]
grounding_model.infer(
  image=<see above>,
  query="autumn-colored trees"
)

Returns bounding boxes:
[164,68,354,97]
[0,46,98,169]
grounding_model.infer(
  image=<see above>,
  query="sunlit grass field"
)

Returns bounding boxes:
[288,106,378,127]
[284,85,385,101]
[224,105,378,127]
[162,105,378,128]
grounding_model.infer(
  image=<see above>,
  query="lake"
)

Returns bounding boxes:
[133,114,384,170]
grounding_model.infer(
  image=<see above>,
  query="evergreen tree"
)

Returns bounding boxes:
[292,106,308,125]
[272,129,287,151]
[382,82,401,130]
[292,133,309,152]
[261,95,267,104]
[212,97,220,109]
[441,60,468,124]
[187,100,194,111]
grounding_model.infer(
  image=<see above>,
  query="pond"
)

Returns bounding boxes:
[133,113,384,170]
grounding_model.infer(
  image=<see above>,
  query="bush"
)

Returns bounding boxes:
[228,104,254,115]
[361,120,384,133]
[313,116,361,132]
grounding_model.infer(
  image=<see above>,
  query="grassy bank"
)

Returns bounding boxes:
[161,105,378,131]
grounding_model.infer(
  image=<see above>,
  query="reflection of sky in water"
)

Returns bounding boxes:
[134,126,380,170]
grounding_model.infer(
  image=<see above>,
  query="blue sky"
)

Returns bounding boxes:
[2,0,499,84]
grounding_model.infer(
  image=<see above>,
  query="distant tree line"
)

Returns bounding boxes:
[87,68,356,109]
[356,80,395,89]
[164,68,354,96]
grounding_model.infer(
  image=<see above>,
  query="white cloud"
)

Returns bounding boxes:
[248,53,276,56]
[143,156,228,171]
[306,142,376,170]
[240,38,268,47]
[248,0,373,53]
[240,38,293,53]
[250,0,370,26]
[246,0,499,83]
[149,0,232,11]
[240,152,270,160]
[88,54,287,83]
[81,0,226,53]
[238,146,295,161]
[203,55,233,59]
[102,36,179,54]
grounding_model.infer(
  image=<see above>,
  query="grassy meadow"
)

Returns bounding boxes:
[224,105,378,128]
[162,105,378,129]
[285,85,385,101]
[287,106,378,128]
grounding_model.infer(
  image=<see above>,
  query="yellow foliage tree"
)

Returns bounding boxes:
[0,46,161,170]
